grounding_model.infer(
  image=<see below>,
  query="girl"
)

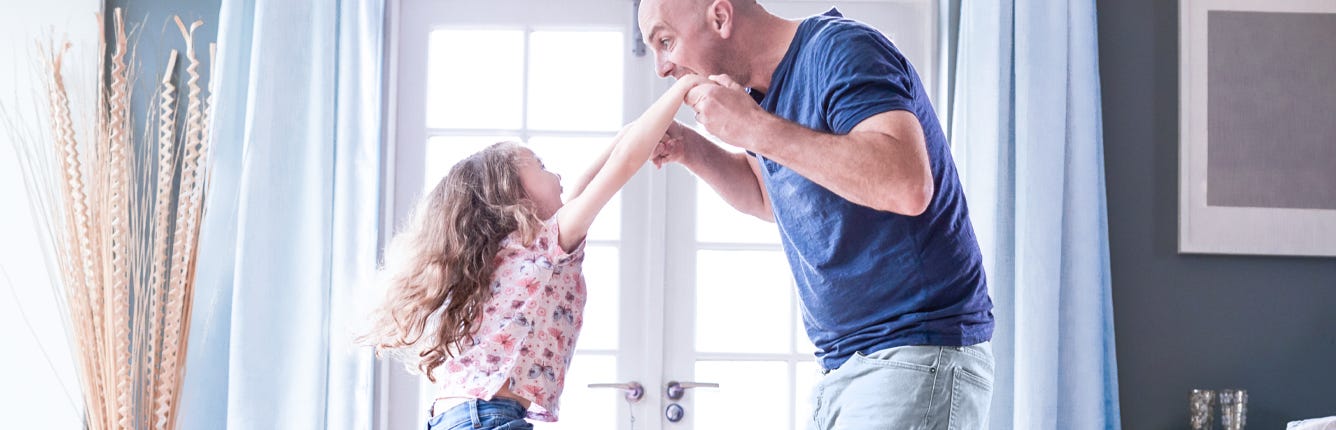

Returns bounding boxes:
[362,74,708,430]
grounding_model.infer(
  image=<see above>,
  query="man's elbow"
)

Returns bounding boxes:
[738,198,775,222]
[749,208,776,223]
[902,187,932,216]
[877,181,933,216]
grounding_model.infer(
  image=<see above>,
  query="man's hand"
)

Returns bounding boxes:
[652,120,697,168]
[684,74,768,150]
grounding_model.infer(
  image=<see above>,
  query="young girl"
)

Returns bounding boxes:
[362,75,707,429]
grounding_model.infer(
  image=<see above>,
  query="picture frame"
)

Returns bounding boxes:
[1178,0,1336,257]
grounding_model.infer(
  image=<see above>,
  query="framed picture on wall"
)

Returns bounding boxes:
[1179,0,1336,257]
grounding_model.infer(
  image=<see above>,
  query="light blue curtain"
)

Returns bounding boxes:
[949,0,1121,429]
[177,0,384,429]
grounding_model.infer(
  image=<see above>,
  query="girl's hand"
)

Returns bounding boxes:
[672,73,714,98]
[652,120,698,168]
[650,75,712,168]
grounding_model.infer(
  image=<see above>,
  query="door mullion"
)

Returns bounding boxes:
[620,22,664,430]
[660,129,700,428]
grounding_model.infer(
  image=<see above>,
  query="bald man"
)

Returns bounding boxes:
[640,1,995,428]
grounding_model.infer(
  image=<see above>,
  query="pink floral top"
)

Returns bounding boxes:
[432,217,586,422]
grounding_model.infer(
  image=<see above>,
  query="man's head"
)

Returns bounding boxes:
[638,0,757,80]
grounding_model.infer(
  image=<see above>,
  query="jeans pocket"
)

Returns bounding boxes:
[954,365,991,391]
[480,415,533,430]
[427,415,473,430]
[947,366,993,430]
[477,411,532,430]
[822,351,943,429]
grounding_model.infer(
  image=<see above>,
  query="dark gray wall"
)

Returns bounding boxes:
[1097,1,1336,429]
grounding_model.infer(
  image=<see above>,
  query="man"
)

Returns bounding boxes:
[639,0,995,428]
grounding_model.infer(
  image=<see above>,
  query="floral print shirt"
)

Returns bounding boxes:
[433,217,586,422]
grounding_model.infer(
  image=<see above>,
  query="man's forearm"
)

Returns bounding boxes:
[739,111,932,216]
[680,131,774,221]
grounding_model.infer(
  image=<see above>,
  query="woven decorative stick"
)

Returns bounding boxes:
[141,47,178,426]
[41,37,112,430]
[103,9,135,430]
[163,39,215,430]
[152,16,205,430]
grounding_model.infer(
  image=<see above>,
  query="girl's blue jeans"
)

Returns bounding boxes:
[427,398,532,430]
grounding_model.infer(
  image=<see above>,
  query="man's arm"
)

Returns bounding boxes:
[556,75,708,251]
[687,75,933,216]
[655,122,773,221]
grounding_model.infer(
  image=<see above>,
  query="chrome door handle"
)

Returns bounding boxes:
[588,381,645,403]
[665,380,719,400]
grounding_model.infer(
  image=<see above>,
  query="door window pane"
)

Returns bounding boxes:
[696,179,780,244]
[794,361,820,428]
[793,290,818,356]
[694,361,788,430]
[576,246,619,350]
[528,31,623,131]
[695,250,792,353]
[427,30,523,129]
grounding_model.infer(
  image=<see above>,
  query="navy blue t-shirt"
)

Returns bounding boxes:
[752,9,993,370]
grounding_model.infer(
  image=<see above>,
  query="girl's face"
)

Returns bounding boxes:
[515,148,563,219]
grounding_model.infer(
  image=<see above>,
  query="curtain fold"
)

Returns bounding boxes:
[178,1,384,429]
[951,0,1121,428]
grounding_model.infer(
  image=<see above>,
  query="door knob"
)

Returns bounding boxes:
[588,381,645,403]
[665,403,684,422]
[665,380,719,400]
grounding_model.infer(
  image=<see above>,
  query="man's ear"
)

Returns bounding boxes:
[708,0,733,38]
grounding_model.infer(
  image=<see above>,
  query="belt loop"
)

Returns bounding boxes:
[470,399,482,429]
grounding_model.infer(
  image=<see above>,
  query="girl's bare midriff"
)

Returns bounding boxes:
[432,384,533,416]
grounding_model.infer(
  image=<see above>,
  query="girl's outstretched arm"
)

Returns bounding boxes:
[564,125,627,203]
[556,75,711,251]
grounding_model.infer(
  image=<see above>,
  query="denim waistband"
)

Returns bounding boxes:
[432,397,527,419]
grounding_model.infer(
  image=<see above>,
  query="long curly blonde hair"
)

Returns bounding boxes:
[362,142,544,381]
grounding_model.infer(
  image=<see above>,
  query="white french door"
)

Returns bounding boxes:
[386,1,670,428]
[382,1,939,429]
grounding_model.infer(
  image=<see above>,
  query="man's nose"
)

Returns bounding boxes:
[655,56,675,78]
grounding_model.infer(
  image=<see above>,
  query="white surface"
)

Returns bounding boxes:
[426,29,524,130]
[1290,416,1336,430]
[1178,0,1336,256]
[0,2,98,429]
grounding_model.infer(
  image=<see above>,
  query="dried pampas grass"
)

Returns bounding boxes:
[0,8,217,430]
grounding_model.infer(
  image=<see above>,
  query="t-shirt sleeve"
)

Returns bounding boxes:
[537,217,585,266]
[818,26,918,134]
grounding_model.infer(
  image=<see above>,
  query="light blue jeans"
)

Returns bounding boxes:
[809,342,994,430]
[427,398,532,430]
